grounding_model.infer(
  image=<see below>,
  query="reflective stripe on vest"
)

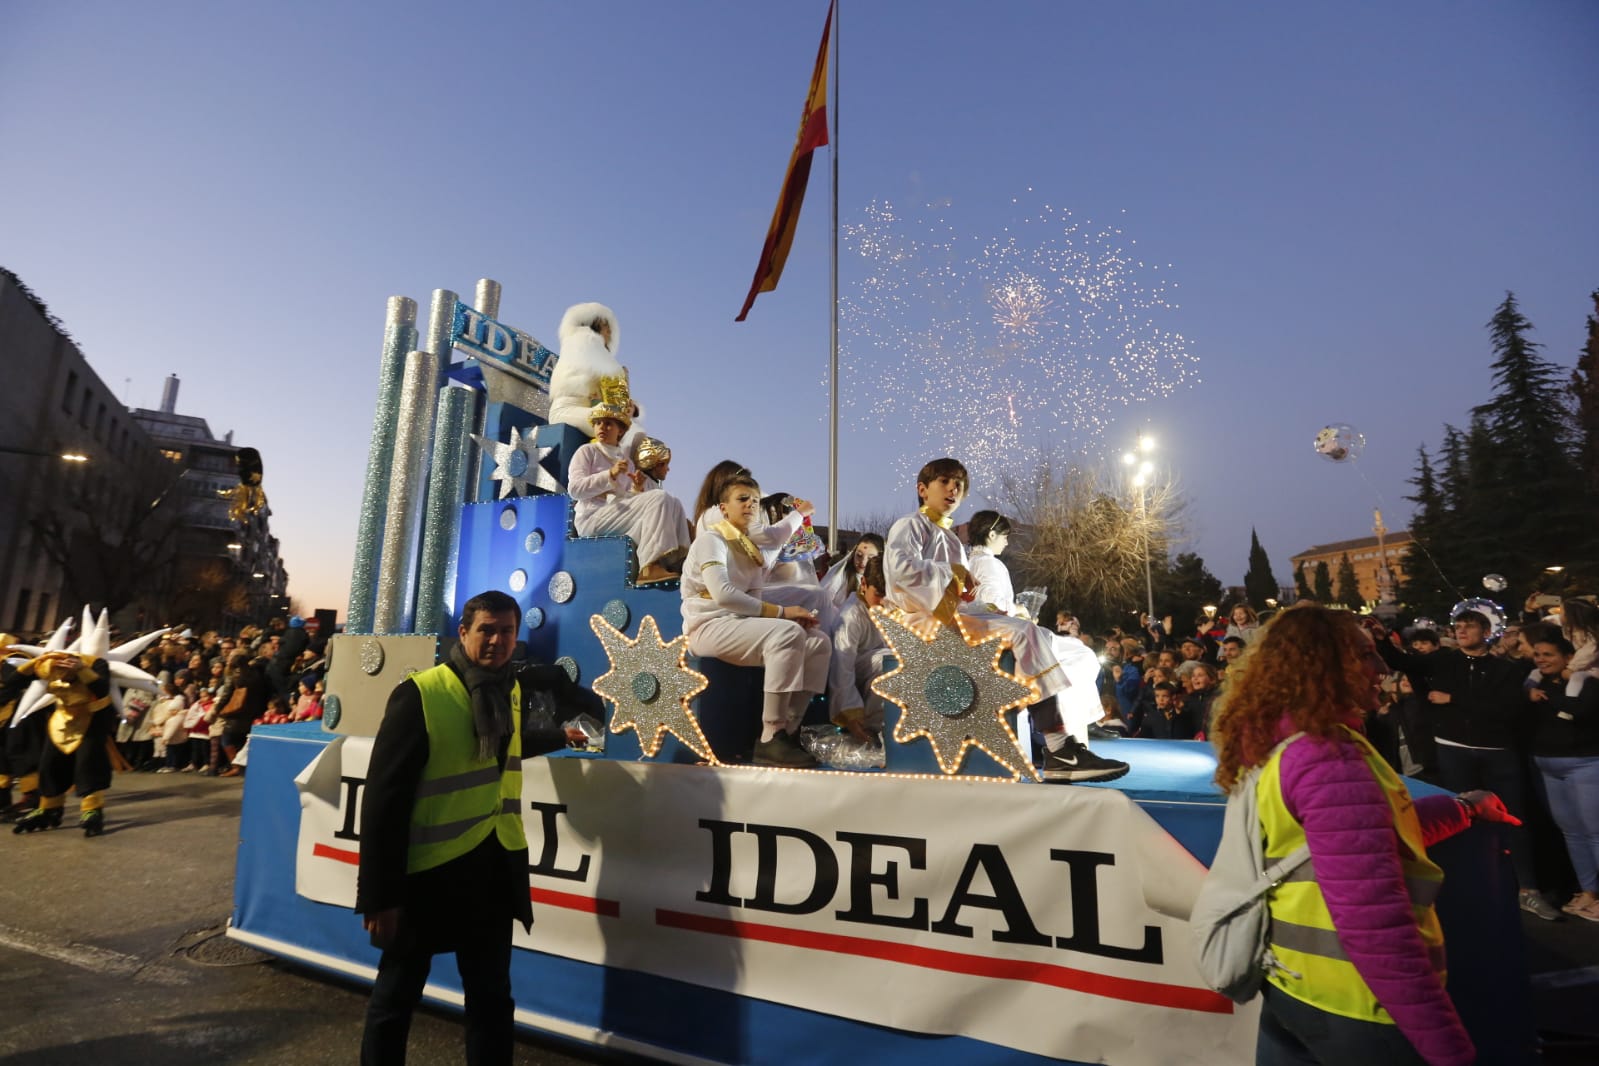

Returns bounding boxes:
[1256,725,1447,1024]
[406,664,526,874]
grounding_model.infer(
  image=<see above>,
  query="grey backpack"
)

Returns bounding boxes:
[1189,733,1311,1003]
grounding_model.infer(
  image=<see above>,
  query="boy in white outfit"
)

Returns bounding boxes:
[883,459,1127,783]
[828,556,892,742]
[680,473,831,768]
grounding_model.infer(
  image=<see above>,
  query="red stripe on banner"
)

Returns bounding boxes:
[531,887,621,918]
[655,908,1233,1014]
[312,843,360,865]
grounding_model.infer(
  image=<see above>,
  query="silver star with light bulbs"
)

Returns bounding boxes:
[11,606,166,723]
[868,606,1040,780]
[590,614,714,761]
[473,425,561,498]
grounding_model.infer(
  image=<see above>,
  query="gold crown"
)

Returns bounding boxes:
[588,373,633,430]
[631,434,670,471]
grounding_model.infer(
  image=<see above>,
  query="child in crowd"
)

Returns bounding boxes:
[291,674,323,721]
[567,378,689,584]
[883,459,1127,782]
[680,472,832,768]
[182,690,215,771]
[828,556,892,742]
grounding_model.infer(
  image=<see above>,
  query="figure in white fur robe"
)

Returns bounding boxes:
[549,302,640,435]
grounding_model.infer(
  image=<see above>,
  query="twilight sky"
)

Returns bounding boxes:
[3,1,1595,617]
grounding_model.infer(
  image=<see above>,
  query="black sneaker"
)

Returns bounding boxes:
[1087,722,1124,740]
[753,732,818,769]
[1040,736,1129,783]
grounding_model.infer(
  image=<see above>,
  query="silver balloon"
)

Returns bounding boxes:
[1313,423,1365,463]
[1411,616,1437,633]
[1449,598,1506,642]
[1482,574,1508,593]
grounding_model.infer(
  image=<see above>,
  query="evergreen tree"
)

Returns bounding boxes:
[1570,290,1599,579]
[1313,560,1334,603]
[1294,565,1314,602]
[1400,445,1453,617]
[1242,528,1280,608]
[1468,292,1583,591]
[1336,553,1362,607]
[1152,551,1225,635]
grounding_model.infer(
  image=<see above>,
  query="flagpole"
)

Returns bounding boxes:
[827,0,840,554]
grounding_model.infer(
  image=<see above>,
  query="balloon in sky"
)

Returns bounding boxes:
[1482,573,1508,592]
[1450,598,1507,642]
[1313,423,1365,463]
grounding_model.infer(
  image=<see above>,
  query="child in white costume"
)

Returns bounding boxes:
[827,556,892,741]
[680,473,831,769]
[884,459,1127,783]
[567,379,688,584]
[549,302,638,435]
[963,510,1102,746]
[820,534,884,632]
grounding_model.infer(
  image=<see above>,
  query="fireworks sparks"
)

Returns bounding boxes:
[839,192,1200,493]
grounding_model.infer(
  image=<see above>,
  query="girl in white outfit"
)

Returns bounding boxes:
[567,378,688,584]
[680,473,831,768]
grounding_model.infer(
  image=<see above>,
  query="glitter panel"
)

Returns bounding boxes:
[359,638,385,676]
[372,349,438,634]
[926,665,977,716]
[415,385,472,635]
[631,672,660,703]
[590,615,713,761]
[841,194,1199,492]
[474,278,502,320]
[548,571,575,604]
[555,656,579,683]
[425,289,458,393]
[347,296,417,634]
[525,530,543,554]
[526,606,544,631]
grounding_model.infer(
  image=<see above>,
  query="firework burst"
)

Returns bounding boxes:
[839,192,1200,494]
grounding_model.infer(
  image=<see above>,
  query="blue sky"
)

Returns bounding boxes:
[3,1,1595,615]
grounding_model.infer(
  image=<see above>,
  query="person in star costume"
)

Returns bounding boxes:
[12,650,117,836]
[566,378,689,584]
[883,459,1127,783]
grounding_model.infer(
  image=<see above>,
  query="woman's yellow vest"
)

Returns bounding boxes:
[406,664,526,874]
[1256,725,1446,1023]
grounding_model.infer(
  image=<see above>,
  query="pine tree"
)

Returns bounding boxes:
[1152,552,1225,634]
[1313,561,1334,603]
[1336,553,1362,607]
[1469,292,1583,591]
[1400,445,1453,617]
[1294,565,1314,602]
[1570,290,1599,581]
[1242,528,1280,608]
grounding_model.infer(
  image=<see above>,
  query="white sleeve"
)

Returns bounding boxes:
[748,511,804,567]
[697,537,770,617]
[885,516,951,615]
[567,444,619,503]
[964,553,1016,615]
[828,608,868,711]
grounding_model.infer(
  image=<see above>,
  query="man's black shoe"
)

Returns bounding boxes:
[1040,736,1129,782]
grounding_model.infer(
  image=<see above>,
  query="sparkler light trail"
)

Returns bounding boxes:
[838,191,1201,494]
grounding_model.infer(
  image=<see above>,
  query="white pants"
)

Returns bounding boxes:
[575,491,688,567]
[687,616,831,695]
[1050,633,1102,743]
[915,609,1069,700]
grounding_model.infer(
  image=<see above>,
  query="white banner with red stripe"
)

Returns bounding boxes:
[294,742,1254,1064]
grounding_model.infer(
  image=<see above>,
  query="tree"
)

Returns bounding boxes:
[1242,528,1280,608]
[1152,551,1224,635]
[1294,565,1313,602]
[1400,445,1454,618]
[999,456,1183,632]
[28,467,183,618]
[1570,289,1599,579]
[1313,561,1334,603]
[1336,553,1362,607]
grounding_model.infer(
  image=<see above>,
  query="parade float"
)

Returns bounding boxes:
[226,280,1530,1065]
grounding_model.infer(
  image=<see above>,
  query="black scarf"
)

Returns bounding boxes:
[448,642,515,761]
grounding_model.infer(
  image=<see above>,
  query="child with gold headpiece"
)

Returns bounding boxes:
[567,377,690,585]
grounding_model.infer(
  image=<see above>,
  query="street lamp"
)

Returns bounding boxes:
[0,445,90,462]
[1123,432,1158,622]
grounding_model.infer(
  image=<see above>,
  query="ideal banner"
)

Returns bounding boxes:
[295,745,1255,1064]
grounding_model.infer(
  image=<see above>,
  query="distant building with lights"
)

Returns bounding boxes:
[1290,530,1413,606]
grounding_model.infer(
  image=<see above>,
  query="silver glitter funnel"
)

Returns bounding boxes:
[373,348,438,634]
[415,385,473,636]
[347,296,417,634]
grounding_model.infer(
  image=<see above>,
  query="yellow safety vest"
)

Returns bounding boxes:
[406,664,526,874]
[1257,725,1446,1023]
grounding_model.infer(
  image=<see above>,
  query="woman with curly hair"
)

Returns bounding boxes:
[1210,604,1517,1066]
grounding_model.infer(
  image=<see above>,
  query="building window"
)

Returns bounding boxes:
[79,388,90,426]
[13,588,31,632]
[35,593,51,630]
[62,370,78,413]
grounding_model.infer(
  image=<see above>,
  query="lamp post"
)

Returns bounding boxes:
[1121,433,1157,622]
[0,446,89,462]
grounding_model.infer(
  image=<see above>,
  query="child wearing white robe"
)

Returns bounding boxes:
[828,557,891,740]
[568,400,687,584]
[681,474,831,768]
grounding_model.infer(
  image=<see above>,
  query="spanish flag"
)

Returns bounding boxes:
[735,3,832,322]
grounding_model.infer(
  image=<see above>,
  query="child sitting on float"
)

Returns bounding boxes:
[820,533,883,629]
[883,460,1127,783]
[567,377,690,585]
[758,492,831,620]
[964,509,1105,747]
[827,555,891,743]
[679,472,831,769]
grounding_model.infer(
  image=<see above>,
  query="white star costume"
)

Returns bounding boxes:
[680,523,830,731]
[884,510,1067,700]
[567,441,688,568]
[964,546,1099,742]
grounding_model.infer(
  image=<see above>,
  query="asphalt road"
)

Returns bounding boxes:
[0,771,609,1066]
[1,768,1596,1064]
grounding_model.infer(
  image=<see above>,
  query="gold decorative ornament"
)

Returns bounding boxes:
[590,614,714,762]
[868,607,1040,781]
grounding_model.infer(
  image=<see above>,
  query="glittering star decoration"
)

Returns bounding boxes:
[590,614,714,762]
[472,425,561,498]
[868,607,1040,781]
[12,606,165,723]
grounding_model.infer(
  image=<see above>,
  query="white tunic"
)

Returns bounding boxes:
[828,598,889,717]
[568,441,688,566]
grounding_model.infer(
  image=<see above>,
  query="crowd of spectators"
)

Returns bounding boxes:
[115,615,328,778]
